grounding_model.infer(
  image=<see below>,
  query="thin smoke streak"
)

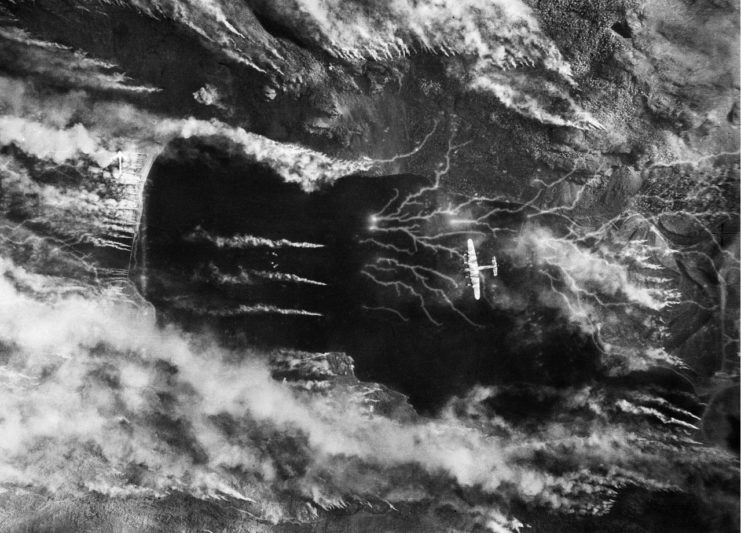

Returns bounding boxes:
[186,227,325,249]
[195,263,327,287]
[185,303,324,317]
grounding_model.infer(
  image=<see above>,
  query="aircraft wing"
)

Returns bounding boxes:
[466,238,481,300]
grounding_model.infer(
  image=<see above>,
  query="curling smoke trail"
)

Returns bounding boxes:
[183,302,324,317]
[0,258,601,523]
[185,227,325,249]
[196,263,327,287]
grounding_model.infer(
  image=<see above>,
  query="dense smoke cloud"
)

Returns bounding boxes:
[484,222,688,374]
[0,116,111,166]
[195,262,328,287]
[246,0,598,127]
[0,255,734,529]
[0,256,522,525]
[94,0,597,127]
[261,0,566,67]
[0,3,737,530]
[0,254,728,528]
[0,76,370,191]
[469,71,601,129]
[514,225,673,313]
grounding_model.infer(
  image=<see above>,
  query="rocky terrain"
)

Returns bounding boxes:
[0,0,738,531]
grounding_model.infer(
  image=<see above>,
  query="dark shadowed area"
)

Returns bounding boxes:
[142,137,602,412]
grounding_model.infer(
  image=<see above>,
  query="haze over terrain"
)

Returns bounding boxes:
[0,1,738,531]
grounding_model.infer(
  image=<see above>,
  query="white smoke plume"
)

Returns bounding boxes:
[256,0,570,74]
[0,116,112,166]
[513,225,674,312]
[499,223,688,373]
[160,117,371,190]
[0,255,523,514]
[0,152,148,261]
[0,255,731,526]
[186,226,325,249]
[247,0,598,126]
[0,5,735,528]
[197,263,327,287]
[0,76,371,191]
[193,83,226,109]
[0,26,161,94]
[601,345,690,375]
[87,0,597,128]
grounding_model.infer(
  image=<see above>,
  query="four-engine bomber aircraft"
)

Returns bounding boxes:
[465,238,498,300]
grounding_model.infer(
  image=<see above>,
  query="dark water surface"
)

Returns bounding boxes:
[141,138,600,412]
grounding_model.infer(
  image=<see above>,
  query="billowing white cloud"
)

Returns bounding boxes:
[0,116,113,166]
[259,0,570,73]
[0,76,370,191]
[469,70,602,129]
[514,225,674,312]
[0,256,731,525]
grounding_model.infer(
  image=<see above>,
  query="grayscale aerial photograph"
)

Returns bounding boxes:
[0,1,738,532]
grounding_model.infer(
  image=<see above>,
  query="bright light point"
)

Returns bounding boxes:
[368,214,377,230]
[449,218,475,226]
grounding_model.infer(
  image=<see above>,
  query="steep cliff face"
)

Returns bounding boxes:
[0,1,738,532]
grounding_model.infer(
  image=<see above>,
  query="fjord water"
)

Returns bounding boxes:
[142,138,600,412]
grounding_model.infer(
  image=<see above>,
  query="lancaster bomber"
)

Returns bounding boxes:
[464,238,498,300]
